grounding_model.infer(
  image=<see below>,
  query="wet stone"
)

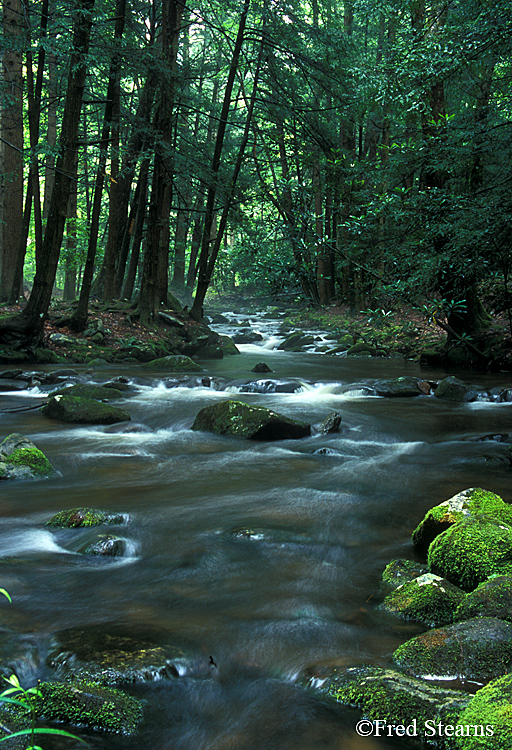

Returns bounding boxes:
[46,508,126,528]
[46,624,212,685]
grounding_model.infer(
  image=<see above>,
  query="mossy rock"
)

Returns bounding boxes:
[46,508,126,528]
[277,332,315,350]
[0,433,54,481]
[0,703,32,749]
[381,559,429,591]
[191,399,311,440]
[454,576,512,624]
[428,516,512,592]
[322,666,470,730]
[393,617,512,682]
[455,672,512,749]
[51,383,125,400]
[0,346,29,364]
[380,573,466,627]
[412,488,512,555]
[78,535,126,557]
[219,335,240,355]
[46,623,210,685]
[373,377,423,398]
[141,354,203,371]
[41,395,131,425]
[36,680,143,735]
[434,376,480,402]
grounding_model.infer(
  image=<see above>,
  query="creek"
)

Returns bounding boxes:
[1,309,511,750]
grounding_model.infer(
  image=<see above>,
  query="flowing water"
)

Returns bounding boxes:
[1,311,511,749]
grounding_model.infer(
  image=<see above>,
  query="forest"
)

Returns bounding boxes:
[1,0,512,367]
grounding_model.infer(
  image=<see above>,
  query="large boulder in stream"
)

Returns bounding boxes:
[51,383,126,400]
[411,487,512,555]
[380,572,465,627]
[428,516,512,591]
[320,666,470,731]
[0,433,54,481]
[393,616,512,682]
[191,399,311,440]
[141,354,203,371]
[41,395,131,425]
[433,376,481,402]
[454,575,512,624]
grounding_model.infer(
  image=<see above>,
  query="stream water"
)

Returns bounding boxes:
[1,310,511,750]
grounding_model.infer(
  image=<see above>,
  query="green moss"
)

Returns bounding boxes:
[5,446,54,477]
[454,576,512,624]
[380,573,465,627]
[191,399,310,440]
[46,508,125,528]
[325,666,470,730]
[428,516,512,592]
[141,354,203,371]
[36,680,143,735]
[41,395,130,425]
[381,559,429,590]
[455,673,512,749]
[412,488,512,554]
[393,617,512,682]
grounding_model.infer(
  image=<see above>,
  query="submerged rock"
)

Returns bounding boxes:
[428,516,512,591]
[46,508,126,528]
[141,354,203,371]
[41,395,131,425]
[36,680,143,735]
[191,399,311,440]
[393,616,512,682]
[0,434,54,481]
[380,573,465,627]
[321,666,470,730]
[454,576,512,624]
[51,383,125,400]
[46,624,210,685]
[411,487,512,555]
[456,672,512,749]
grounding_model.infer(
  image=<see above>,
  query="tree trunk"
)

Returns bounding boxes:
[0,0,95,346]
[0,0,24,302]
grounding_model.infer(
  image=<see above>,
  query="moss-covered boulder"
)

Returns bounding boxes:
[41,395,131,425]
[434,376,480,402]
[322,666,470,730]
[393,617,512,682]
[191,399,311,440]
[412,488,512,555]
[277,332,315,350]
[51,383,125,400]
[78,535,126,557]
[373,377,423,398]
[316,411,342,434]
[46,624,210,685]
[381,559,429,591]
[46,508,126,528]
[36,680,143,735]
[428,516,512,592]
[454,576,512,624]
[141,354,203,371]
[380,573,465,627]
[455,672,512,749]
[219,335,240,355]
[0,434,54,481]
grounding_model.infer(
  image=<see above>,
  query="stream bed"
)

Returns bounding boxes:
[1,311,511,749]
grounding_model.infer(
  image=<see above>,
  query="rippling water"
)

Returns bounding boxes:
[1,315,511,749]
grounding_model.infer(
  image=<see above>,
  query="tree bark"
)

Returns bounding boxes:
[0,0,95,346]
